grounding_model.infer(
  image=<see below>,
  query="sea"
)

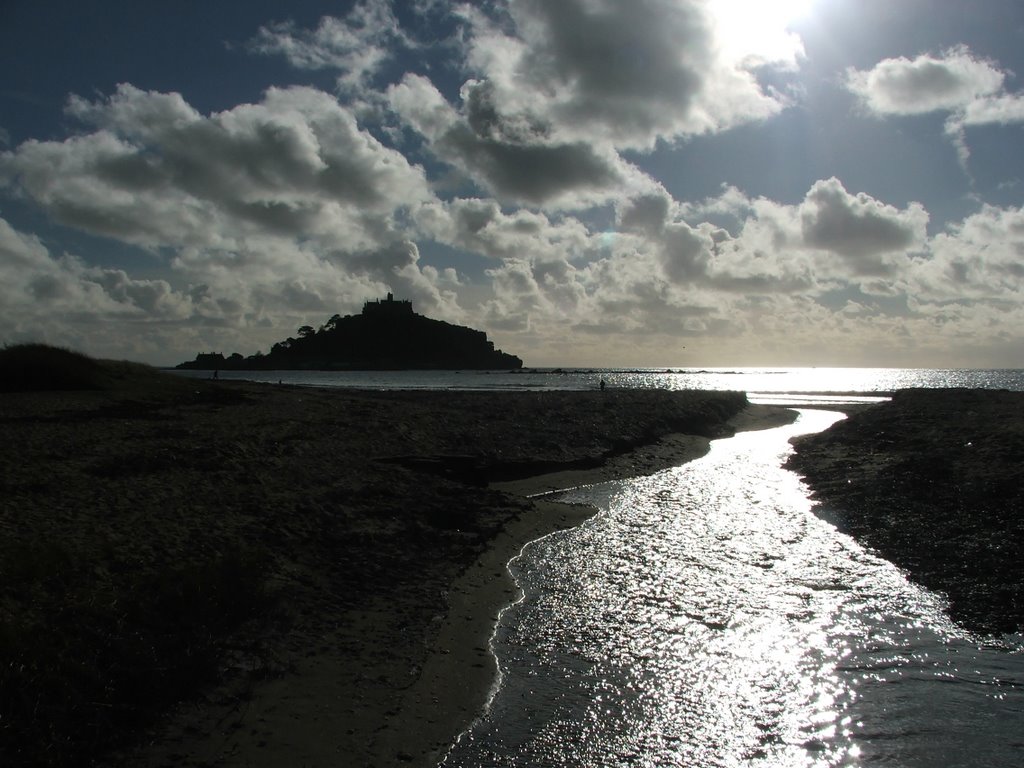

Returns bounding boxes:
[174,367,1024,765]
[170,365,1024,403]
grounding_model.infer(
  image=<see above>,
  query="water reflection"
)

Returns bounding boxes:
[444,410,1024,767]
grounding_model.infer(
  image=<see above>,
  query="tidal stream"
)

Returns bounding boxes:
[443,409,1024,767]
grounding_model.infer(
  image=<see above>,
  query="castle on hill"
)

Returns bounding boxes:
[178,294,523,371]
[362,292,412,316]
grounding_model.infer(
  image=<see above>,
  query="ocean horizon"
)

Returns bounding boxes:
[170,366,1024,405]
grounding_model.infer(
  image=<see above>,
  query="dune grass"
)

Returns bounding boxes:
[0,343,107,392]
[0,343,206,398]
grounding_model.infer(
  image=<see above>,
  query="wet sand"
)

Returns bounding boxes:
[788,388,1024,636]
[0,372,794,767]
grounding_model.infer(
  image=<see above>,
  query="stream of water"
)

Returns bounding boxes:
[443,410,1024,767]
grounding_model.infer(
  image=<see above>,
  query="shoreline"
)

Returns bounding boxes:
[2,373,773,767]
[787,388,1024,637]
[370,403,799,767]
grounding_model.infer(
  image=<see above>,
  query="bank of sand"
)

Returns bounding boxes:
[788,388,1024,637]
[0,369,795,767]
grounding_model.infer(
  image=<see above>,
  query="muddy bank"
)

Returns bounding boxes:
[1,370,782,767]
[788,388,1024,636]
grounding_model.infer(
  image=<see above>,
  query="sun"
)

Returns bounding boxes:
[709,0,814,27]
[706,0,814,65]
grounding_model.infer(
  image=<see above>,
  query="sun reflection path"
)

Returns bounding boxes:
[444,410,1024,767]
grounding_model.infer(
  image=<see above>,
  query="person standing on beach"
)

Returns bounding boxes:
[599,378,606,391]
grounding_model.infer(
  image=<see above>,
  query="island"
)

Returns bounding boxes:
[177,293,523,371]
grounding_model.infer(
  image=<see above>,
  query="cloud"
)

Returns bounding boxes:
[470,178,932,343]
[454,0,798,151]
[617,191,673,235]
[961,94,1024,126]
[383,0,804,208]
[0,216,198,345]
[799,177,928,273]
[415,197,594,262]
[846,46,1006,116]
[613,179,926,295]
[0,209,467,363]
[259,0,804,210]
[913,204,1024,300]
[389,74,648,208]
[846,46,1024,169]
[0,84,471,360]
[1,83,432,252]
[248,0,409,91]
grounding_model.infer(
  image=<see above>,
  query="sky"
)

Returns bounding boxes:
[2,0,1024,368]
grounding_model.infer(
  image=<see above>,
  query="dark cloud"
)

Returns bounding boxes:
[389,74,630,207]
[505,0,706,137]
[456,0,793,150]
[800,178,927,273]
[618,192,672,234]
[437,123,623,205]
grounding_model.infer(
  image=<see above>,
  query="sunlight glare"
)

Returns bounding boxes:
[707,0,813,66]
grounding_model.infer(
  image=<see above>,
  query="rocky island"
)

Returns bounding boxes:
[177,294,522,371]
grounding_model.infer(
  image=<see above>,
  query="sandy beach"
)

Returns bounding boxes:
[9,360,1019,767]
[0,360,794,767]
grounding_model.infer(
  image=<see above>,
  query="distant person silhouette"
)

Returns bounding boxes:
[599,378,606,391]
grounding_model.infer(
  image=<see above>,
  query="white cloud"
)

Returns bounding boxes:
[616,179,927,294]
[0,210,467,363]
[846,46,1005,116]
[414,198,594,262]
[252,1,804,211]
[1,83,433,253]
[913,204,1024,300]
[248,0,409,91]
[961,94,1024,126]
[846,46,1024,170]
[0,216,201,352]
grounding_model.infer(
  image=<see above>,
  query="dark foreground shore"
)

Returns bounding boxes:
[1,359,796,768]
[788,388,1024,636]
